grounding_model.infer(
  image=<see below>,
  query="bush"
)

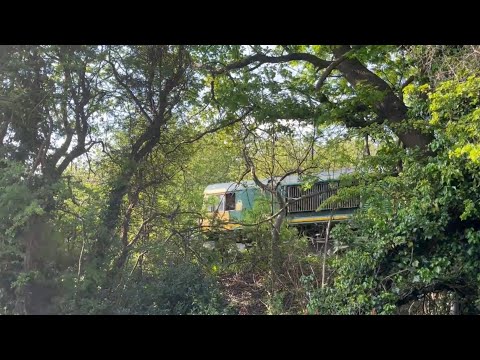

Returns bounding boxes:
[112,262,234,315]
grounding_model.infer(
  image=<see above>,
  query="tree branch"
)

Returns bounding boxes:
[401,76,415,90]
[107,57,154,124]
[127,214,159,249]
[396,281,471,307]
[212,52,331,75]
[332,45,433,151]
[165,107,254,157]
[315,45,363,90]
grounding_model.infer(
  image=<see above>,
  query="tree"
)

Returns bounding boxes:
[306,56,480,314]
[0,45,107,313]
[209,45,433,153]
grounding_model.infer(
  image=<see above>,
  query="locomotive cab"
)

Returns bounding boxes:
[201,181,258,231]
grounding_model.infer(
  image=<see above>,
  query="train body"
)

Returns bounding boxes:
[201,168,360,234]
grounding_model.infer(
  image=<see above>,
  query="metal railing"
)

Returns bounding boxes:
[286,181,359,213]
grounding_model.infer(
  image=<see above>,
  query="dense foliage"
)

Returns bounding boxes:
[1,45,479,315]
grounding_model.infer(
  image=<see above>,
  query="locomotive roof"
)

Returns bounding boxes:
[280,168,355,185]
[204,168,354,194]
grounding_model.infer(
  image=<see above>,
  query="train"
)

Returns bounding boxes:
[200,168,360,242]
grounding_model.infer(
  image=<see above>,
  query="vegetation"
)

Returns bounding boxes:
[1,45,479,315]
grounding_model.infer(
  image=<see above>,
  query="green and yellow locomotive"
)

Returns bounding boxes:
[201,168,359,238]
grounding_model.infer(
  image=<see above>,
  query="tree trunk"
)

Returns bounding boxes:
[321,219,332,288]
[97,166,136,260]
[271,191,286,275]
[333,46,434,152]
[450,292,460,315]
[17,214,52,314]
